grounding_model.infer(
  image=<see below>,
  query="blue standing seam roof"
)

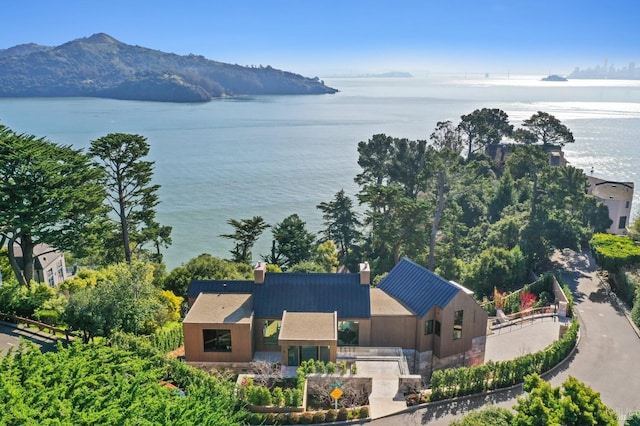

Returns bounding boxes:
[188,280,255,298]
[187,274,370,319]
[254,273,370,319]
[377,258,460,318]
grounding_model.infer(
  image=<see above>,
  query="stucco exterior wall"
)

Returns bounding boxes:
[183,322,253,363]
[602,198,633,235]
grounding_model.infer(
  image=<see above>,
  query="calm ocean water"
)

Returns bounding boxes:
[1,75,639,269]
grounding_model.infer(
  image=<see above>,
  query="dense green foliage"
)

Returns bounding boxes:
[453,374,616,426]
[429,319,579,401]
[64,262,182,341]
[590,233,640,272]
[0,33,337,102]
[626,412,640,426]
[90,133,172,264]
[0,125,105,286]
[220,216,270,264]
[521,111,575,146]
[317,189,362,270]
[632,285,640,329]
[162,253,252,298]
[458,107,513,159]
[449,406,514,426]
[513,374,617,426]
[265,214,316,269]
[344,111,608,296]
[0,340,247,425]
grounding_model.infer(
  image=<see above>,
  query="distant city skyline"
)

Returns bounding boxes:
[2,1,639,77]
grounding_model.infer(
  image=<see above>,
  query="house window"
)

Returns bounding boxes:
[263,320,281,345]
[338,321,359,346]
[57,260,64,281]
[319,346,330,363]
[626,201,630,209]
[453,310,464,340]
[46,269,55,287]
[287,346,330,366]
[203,329,232,352]
[425,319,434,335]
[434,320,441,337]
[288,346,299,366]
[301,346,317,362]
[619,216,627,229]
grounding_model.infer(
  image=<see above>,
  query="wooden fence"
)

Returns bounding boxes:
[0,312,74,342]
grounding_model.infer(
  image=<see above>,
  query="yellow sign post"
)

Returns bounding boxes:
[330,387,343,410]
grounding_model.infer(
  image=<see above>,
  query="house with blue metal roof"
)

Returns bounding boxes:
[183,258,487,374]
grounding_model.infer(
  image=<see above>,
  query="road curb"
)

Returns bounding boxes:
[594,272,640,340]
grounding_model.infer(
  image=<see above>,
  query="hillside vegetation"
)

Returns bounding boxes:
[0,33,337,102]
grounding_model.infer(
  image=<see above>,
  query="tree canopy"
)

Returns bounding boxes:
[64,262,182,341]
[0,126,105,286]
[522,111,575,146]
[458,108,513,159]
[89,133,171,264]
[513,374,617,426]
[265,214,316,269]
[162,253,252,298]
[220,216,269,264]
[316,189,362,268]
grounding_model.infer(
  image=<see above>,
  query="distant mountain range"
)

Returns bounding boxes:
[0,33,338,102]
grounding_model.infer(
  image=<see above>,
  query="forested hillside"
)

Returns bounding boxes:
[0,33,337,102]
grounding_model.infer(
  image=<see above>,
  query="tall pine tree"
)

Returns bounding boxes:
[90,133,171,264]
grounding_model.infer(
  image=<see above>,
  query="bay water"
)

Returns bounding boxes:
[0,74,638,269]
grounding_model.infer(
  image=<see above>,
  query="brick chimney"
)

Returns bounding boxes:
[254,261,266,284]
[359,262,370,285]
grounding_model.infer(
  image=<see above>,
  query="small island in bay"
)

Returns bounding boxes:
[0,33,338,103]
[541,74,568,82]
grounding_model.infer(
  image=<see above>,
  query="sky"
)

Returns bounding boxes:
[2,1,639,76]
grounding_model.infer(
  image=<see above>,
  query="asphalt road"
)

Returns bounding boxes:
[372,250,640,425]
[0,322,59,356]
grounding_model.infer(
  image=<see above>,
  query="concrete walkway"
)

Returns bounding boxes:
[356,360,407,419]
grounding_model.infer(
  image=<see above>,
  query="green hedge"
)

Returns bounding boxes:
[430,319,579,401]
[149,323,184,353]
[590,233,640,272]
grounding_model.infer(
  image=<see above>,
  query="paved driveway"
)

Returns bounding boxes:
[372,250,640,425]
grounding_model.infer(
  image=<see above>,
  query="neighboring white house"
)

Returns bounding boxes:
[588,176,635,235]
[13,243,68,287]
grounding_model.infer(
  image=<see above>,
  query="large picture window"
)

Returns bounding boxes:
[453,310,464,340]
[263,320,281,345]
[338,321,359,346]
[203,329,232,352]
